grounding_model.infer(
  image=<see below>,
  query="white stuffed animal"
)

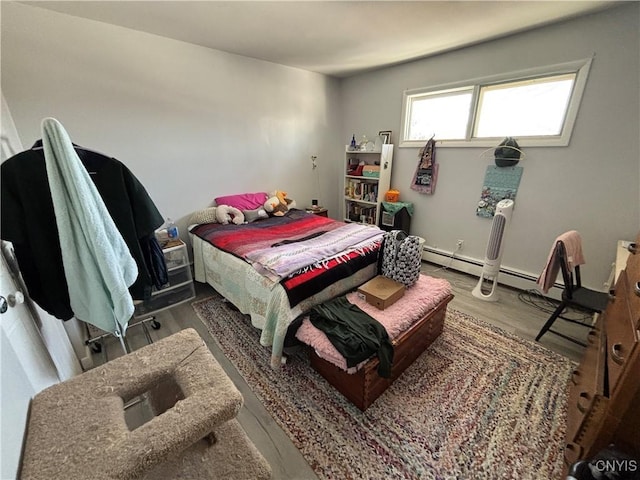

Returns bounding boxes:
[189,206,217,225]
[215,204,245,225]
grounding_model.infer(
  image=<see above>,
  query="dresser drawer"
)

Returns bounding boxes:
[571,394,610,460]
[134,240,195,316]
[564,234,640,473]
[164,244,189,270]
[134,282,196,316]
[625,243,640,329]
[161,265,192,290]
[606,272,639,391]
[566,319,606,447]
[569,324,605,393]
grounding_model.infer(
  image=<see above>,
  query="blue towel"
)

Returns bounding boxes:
[42,118,137,336]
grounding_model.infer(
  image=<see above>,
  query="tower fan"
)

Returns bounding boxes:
[472,199,514,301]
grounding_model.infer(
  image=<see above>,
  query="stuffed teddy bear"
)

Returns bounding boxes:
[278,190,296,210]
[264,195,284,216]
[264,190,296,217]
[215,204,245,225]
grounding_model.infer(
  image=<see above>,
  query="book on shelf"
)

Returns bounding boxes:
[345,179,378,202]
[347,203,377,224]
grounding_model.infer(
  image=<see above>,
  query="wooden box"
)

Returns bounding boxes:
[357,275,405,310]
[310,294,453,411]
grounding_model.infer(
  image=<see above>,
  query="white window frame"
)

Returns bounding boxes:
[399,58,592,148]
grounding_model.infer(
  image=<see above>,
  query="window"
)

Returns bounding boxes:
[474,74,575,138]
[406,87,473,141]
[400,58,592,148]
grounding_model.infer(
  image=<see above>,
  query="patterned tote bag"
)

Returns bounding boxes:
[381,230,421,288]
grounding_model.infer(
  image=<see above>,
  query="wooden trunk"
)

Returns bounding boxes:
[309,294,453,411]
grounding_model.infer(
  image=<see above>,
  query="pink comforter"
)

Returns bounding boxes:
[296,274,452,372]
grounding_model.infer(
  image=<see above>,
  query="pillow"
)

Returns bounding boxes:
[190,207,217,225]
[214,192,268,211]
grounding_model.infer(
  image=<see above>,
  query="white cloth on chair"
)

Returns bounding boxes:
[537,230,586,294]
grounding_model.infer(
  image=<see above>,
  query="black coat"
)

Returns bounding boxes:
[1,141,165,320]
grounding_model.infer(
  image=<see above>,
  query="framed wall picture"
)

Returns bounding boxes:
[378,130,392,144]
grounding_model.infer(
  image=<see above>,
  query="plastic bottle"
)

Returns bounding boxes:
[350,134,357,150]
[166,218,179,240]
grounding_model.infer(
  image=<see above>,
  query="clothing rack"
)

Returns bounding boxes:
[84,312,161,360]
[1,119,168,365]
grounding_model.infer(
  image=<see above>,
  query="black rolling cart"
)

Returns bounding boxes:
[379,201,414,235]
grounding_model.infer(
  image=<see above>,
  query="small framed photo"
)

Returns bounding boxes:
[378,130,391,144]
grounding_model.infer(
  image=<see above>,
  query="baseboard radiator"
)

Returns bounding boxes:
[421,246,563,301]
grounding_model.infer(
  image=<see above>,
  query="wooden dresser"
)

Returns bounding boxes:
[564,232,640,470]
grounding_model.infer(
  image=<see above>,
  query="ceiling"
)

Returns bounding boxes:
[24,1,618,77]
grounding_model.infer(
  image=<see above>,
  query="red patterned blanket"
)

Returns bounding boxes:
[190,210,382,307]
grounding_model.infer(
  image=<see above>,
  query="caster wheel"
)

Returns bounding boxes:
[151,320,161,330]
[90,342,102,353]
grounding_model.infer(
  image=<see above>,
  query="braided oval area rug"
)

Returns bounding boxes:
[193,294,575,480]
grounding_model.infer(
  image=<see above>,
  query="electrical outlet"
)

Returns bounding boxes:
[456,239,464,250]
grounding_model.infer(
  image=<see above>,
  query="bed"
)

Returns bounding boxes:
[190,209,383,368]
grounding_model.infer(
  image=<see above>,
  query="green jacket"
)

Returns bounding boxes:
[309,296,393,377]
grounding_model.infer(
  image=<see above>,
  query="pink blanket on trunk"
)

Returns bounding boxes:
[296,274,452,372]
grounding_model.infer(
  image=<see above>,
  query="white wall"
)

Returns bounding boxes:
[1,255,61,479]
[2,2,638,290]
[1,2,344,243]
[1,327,37,479]
[0,6,637,470]
[341,3,640,290]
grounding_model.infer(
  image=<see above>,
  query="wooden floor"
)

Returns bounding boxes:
[92,263,592,480]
